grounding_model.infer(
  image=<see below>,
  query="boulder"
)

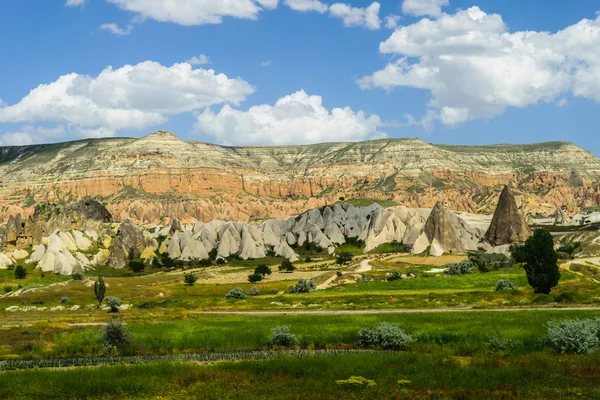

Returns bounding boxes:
[109,220,147,269]
[29,244,46,263]
[11,249,29,261]
[0,253,13,269]
[73,230,92,251]
[485,186,531,246]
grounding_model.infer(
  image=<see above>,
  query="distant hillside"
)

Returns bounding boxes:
[1,131,599,224]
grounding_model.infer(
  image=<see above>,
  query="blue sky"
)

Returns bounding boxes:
[0,0,599,155]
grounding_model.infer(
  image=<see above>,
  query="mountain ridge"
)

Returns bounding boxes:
[1,131,599,225]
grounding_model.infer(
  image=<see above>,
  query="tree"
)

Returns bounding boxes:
[336,252,354,265]
[278,259,296,273]
[509,244,527,267]
[184,273,198,286]
[14,265,27,280]
[248,273,263,283]
[512,229,560,294]
[94,277,106,307]
[254,264,272,278]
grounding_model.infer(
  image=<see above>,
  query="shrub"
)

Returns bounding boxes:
[287,285,297,294]
[554,291,581,303]
[494,279,517,291]
[271,288,279,295]
[105,296,121,313]
[72,273,83,281]
[336,252,354,265]
[446,260,474,276]
[225,287,246,299]
[295,278,316,293]
[254,264,272,277]
[357,322,414,350]
[216,258,226,265]
[532,294,554,304]
[247,286,261,296]
[129,261,145,273]
[336,376,377,389]
[545,318,600,354]
[386,271,402,281]
[247,273,263,284]
[60,296,69,304]
[101,320,131,353]
[304,257,313,263]
[279,259,296,273]
[94,277,106,307]
[3,285,14,294]
[184,273,197,286]
[14,265,27,280]
[488,334,520,351]
[268,325,299,346]
[469,252,514,273]
[357,276,373,283]
[336,271,343,277]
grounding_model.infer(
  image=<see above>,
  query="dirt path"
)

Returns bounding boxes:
[190,306,600,316]
[316,273,339,290]
[355,259,372,273]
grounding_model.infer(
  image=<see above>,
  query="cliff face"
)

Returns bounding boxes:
[1,131,600,225]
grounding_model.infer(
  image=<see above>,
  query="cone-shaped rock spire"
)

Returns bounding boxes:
[485,186,531,246]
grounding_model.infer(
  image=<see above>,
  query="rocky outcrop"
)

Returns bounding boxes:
[412,202,465,256]
[109,220,148,269]
[1,132,599,226]
[485,186,532,246]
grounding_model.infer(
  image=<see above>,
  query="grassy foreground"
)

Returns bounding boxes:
[2,352,599,399]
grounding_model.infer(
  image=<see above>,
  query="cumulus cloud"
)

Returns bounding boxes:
[402,0,448,17]
[0,61,254,138]
[187,54,211,65]
[194,90,386,145]
[359,6,600,127]
[384,14,401,29]
[105,0,278,26]
[284,0,328,13]
[329,2,381,30]
[100,23,134,35]
[0,125,66,146]
[65,0,85,7]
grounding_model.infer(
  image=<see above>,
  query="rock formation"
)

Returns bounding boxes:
[485,186,532,246]
[109,220,149,269]
[412,202,465,256]
[1,131,599,225]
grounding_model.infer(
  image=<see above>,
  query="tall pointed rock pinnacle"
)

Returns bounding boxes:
[421,202,464,255]
[485,186,531,246]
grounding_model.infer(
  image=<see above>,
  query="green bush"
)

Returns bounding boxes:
[247,286,261,296]
[254,264,272,277]
[386,271,402,281]
[279,259,296,273]
[488,334,520,351]
[101,320,131,353]
[3,285,14,294]
[216,258,226,265]
[287,285,297,294]
[71,273,83,281]
[545,318,600,354]
[247,273,263,284]
[14,265,27,280]
[60,296,69,304]
[129,261,145,273]
[494,279,517,291]
[532,294,555,304]
[554,291,581,303]
[271,288,279,295]
[105,296,121,313]
[268,325,299,346]
[184,273,197,286]
[446,260,474,276]
[336,252,354,265]
[295,278,316,293]
[336,271,343,277]
[225,287,246,299]
[358,322,414,350]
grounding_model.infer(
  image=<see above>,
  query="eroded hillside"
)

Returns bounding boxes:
[1,131,599,224]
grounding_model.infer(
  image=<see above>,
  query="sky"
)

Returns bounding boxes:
[0,0,599,156]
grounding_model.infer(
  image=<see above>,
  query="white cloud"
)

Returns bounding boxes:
[284,0,328,13]
[329,2,381,30]
[65,0,86,7]
[105,0,279,26]
[384,14,401,29]
[0,61,254,138]
[187,54,211,65]
[0,125,66,146]
[402,0,448,18]
[194,90,386,145]
[557,98,568,107]
[359,6,600,127]
[100,23,134,35]
[261,60,273,67]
